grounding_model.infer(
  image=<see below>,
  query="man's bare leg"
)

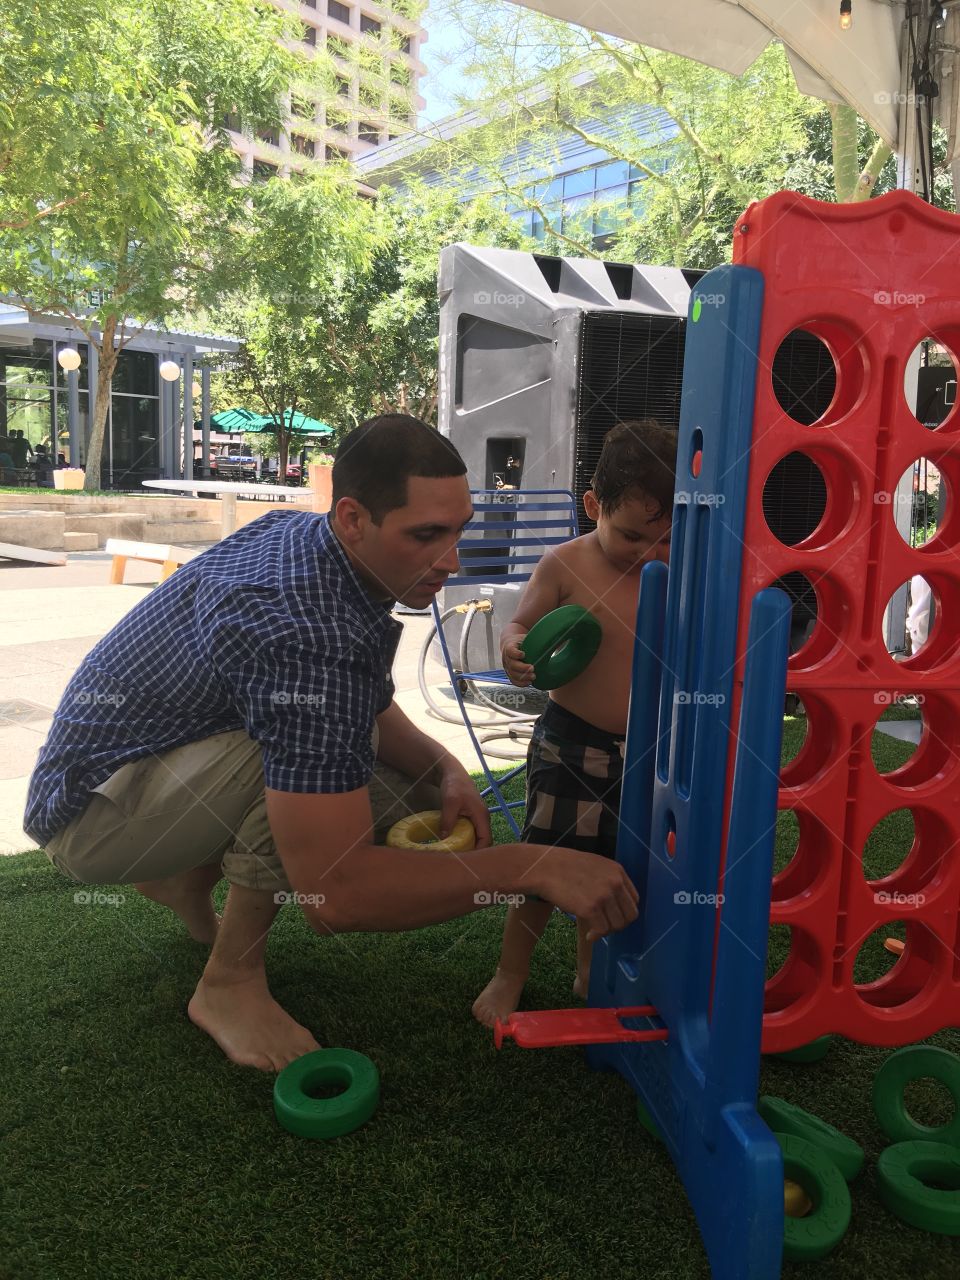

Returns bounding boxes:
[187,884,320,1072]
[134,864,222,944]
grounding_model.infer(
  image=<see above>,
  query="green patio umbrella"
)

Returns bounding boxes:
[205,408,334,437]
[207,407,270,433]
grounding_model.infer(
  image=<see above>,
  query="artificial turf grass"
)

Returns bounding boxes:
[2,722,959,1280]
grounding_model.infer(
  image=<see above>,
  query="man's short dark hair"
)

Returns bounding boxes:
[590,419,678,519]
[332,415,467,523]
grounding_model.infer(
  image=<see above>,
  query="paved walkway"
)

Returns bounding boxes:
[0,552,521,856]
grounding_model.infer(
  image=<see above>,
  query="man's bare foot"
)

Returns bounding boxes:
[472,967,528,1028]
[188,973,320,1071]
[134,865,223,944]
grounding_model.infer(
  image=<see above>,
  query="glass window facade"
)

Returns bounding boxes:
[0,337,161,486]
[512,161,650,246]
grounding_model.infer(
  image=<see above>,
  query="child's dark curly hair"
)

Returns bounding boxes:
[590,419,678,519]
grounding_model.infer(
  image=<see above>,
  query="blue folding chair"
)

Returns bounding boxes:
[427,489,580,836]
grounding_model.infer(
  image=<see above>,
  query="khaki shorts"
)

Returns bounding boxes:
[44,727,440,893]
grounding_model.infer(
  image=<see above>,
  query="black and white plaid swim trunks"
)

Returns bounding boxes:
[521,700,625,858]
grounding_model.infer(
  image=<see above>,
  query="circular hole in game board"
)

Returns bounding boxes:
[862,808,916,881]
[885,575,960,671]
[853,921,938,1012]
[763,452,826,547]
[772,323,864,427]
[764,925,821,1018]
[889,457,947,551]
[773,572,819,657]
[871,696,924,774]
[772,809,800,877]
[780,691,838,787]
[904,336,959,432]
[766,923,793,982]
[864,805,953,896]
[772,808,831,903]
[781,693,807,768]
[768,571,849,668]
[762,448,859,551]
[854,921,912,986]
[873,692,956,790]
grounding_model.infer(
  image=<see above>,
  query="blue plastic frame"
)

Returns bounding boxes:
[586,265,792,1279]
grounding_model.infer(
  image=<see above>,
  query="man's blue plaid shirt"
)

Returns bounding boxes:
[25,511,402,844]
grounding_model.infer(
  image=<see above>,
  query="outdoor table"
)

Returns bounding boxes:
[142,478,313,538]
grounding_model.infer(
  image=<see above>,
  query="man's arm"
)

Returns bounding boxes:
[374,699,492,846]
[265,787,638,941]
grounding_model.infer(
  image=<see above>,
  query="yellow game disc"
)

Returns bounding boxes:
[386,810,476,853]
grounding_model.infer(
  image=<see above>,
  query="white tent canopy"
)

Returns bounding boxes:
[512,0,960,186]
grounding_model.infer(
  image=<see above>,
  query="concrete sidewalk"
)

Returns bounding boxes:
[0,552,526,856]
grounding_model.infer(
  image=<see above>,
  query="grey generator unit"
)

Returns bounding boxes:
[435,242,835,673]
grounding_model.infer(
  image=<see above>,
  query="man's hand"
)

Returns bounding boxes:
[535,847,639,941]
[501,638,535,687]
[437,760,492,849]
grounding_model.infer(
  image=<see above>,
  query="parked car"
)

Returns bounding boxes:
[210,451,258,478]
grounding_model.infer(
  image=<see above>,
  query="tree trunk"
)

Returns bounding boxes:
[830,103,861,203]
[279,430,289,483]
[83,314,119,492]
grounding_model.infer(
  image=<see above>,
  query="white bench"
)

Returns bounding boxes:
[105,538,199,585]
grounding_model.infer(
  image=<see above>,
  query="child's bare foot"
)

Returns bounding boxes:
[472,967,528,1028]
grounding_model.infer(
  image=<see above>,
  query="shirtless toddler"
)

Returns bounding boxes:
[472,419,677,1027]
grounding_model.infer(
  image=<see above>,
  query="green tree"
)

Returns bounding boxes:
[205,171,371,476]
[206,177,524,451]
[413,1,953,269]
[312,182,527,431]
[415,5,819,268]
[0,0,319,490]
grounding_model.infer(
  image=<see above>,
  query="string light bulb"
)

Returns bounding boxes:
[840,0,852,30]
